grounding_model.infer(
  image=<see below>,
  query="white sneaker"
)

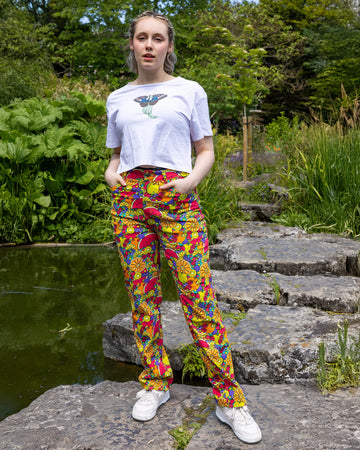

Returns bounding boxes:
[132,389,170,421]
[216,405,262,444]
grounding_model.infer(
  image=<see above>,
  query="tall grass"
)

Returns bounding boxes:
[277,125,360,237]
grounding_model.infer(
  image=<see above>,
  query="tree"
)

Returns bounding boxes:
[258,0,354,31]
[9,0,211,81]
[0,0,54,105]
[258,0,360,117]
[177,1,305,125]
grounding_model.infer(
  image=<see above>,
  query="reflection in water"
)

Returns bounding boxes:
[0,245,178,421]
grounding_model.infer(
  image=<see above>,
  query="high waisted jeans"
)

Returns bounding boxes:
[111,168,246,407]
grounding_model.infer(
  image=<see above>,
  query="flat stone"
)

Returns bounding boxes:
[0,381,207,450]
[212,269,360,313]
[212,269,275,310]
[1,381,360,449]
[210,222,360,276]
[188,384,360,450]
[229,304,359,384]
[102,301,359,384]
[274,272,360,313]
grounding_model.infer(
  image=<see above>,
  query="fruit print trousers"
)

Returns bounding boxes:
[111,168,246,407]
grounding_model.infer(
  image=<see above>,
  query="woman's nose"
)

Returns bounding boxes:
[145,38,153,48]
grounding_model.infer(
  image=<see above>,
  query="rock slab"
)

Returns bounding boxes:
[210,222,360,276]
[103,301,360,384]
[1,380,360,449]
[212,269,360,313]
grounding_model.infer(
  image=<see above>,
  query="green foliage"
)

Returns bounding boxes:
[317,320,360,393]
[241,183,273,204]
[179,343,207,382]
[196,131,245,244]
[275,124,360,237]
[304,20,360,114]
[0,0,55,105]
[259,0,354,32]
[0,93,112,244]
[265,112,301,155]
[177,0,305,125]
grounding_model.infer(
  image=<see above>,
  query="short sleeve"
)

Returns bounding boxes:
[105,96,122,149]
[190,86,213,142]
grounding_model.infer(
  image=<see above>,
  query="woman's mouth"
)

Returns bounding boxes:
[143,54,155,60]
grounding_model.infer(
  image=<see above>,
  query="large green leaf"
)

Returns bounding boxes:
[33,195,51,207]
[75,171,94,185]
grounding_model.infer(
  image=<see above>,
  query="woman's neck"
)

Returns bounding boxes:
[132,70,174,86]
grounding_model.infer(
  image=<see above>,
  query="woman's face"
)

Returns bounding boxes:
[130,17,173,74]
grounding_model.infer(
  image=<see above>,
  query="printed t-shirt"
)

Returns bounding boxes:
[105,76,212,174]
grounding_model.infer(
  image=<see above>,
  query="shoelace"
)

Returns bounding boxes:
[232,406,255,425]
[136,389,162,404]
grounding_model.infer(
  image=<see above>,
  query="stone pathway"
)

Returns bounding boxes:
[2,221,360,448]
[1,381,359,449]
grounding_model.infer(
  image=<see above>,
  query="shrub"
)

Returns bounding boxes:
[0,93,112,244]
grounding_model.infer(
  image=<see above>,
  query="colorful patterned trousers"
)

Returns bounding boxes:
[111,168,246,407]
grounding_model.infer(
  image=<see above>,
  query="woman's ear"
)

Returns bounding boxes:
[129,38,134,50]
[168,41,174,53]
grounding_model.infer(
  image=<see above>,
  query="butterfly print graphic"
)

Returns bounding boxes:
[134,94,167,119]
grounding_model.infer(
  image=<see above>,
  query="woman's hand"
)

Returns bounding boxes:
[105,146,124,188]
[105,169,126,188]
[160,176,195,195]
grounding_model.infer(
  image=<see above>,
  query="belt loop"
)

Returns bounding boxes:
[162,168,169,184]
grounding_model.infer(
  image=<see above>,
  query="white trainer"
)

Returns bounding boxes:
[216,405,262,444]
[132,389,170,421]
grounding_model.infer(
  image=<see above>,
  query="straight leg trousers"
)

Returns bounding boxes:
[111,168,246,407]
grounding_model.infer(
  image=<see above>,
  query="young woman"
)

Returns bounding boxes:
[105,11,262,444]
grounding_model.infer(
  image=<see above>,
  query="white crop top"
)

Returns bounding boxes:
[105,76,213,174]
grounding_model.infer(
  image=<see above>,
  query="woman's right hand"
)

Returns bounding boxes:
[105,169,126,188]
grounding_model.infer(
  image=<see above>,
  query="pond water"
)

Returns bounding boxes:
[0,245,179,421]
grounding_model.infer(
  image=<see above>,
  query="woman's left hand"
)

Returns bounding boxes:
[160,176,195,195]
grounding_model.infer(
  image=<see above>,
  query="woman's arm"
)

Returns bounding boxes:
[160,136,215,194]
[105,147,127,187]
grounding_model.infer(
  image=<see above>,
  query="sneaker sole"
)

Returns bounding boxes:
[215,406,262,444]
[132,390,170,422]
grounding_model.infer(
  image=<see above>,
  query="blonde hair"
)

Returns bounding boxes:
[127,11,177,75]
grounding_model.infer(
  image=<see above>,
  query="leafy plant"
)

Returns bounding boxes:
[317,320,360,393]
[179,343,207,382]
[0,93,112,244]
[265,112,300,155]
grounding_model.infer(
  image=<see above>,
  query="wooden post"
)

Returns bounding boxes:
[243,115,252,182]
[243,116,248,182]
[248,116,252,171]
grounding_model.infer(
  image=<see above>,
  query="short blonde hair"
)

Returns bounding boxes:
[127,11,177,75]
